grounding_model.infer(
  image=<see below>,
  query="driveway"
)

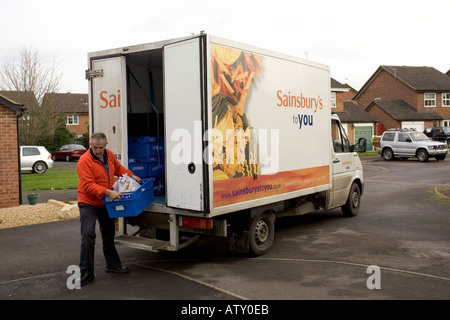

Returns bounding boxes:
[3,156,449,313]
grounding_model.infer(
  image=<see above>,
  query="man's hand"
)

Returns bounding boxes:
[131,175,142,183]
[105,189,121,200]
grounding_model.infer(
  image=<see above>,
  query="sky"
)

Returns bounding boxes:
[1,0,448,94]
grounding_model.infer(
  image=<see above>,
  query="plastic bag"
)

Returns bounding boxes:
[113,174,141,193]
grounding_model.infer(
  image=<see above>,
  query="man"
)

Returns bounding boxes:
[77,132,141,286]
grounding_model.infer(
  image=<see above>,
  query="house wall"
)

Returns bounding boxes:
[333,90,355,112]
[356,70,417,109]
[0,104,20,208]
[342,123,354,144]
[367,104,401,134]
[357,70,450,125]
[339,90,356,105]
[416,93,450,121]
[66,113,89,136]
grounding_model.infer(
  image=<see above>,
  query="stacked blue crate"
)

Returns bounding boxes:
[128,136,165,196]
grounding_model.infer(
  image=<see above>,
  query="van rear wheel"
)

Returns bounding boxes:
[249,213,275,256]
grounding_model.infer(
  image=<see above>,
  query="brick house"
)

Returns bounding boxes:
[0,94,26,207]
[366,99,442,134]
[353,66,450,134]
[42,93,89,138]
[331,78,377,150]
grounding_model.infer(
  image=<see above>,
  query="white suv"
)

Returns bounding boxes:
[378,129,448,162]
[20,146,54,173]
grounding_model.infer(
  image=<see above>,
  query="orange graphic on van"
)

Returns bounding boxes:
[211,44,262,181]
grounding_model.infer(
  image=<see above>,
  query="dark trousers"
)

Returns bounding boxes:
[79,203,122,273]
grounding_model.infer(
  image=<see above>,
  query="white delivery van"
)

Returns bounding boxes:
[86,33,364,256]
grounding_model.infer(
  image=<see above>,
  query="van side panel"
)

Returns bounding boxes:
[209,39,331,216]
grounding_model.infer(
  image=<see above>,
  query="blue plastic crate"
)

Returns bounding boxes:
[129,155,160,163]
[128,136,164,158]
[148,163,165,177]
[128,162,149,178]
[150,175,165,196]
[103,178,154,218]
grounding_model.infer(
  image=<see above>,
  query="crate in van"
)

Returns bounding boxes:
[128,136,164,160]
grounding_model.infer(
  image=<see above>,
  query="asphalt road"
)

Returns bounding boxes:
[3,156,450,313]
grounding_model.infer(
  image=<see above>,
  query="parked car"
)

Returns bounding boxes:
[20,146,54,174]
[423,126,450,145]
[378,129,448,162]
[52,144,87,162]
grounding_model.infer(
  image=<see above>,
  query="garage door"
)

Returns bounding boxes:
[354,125,373,151]
[402,121,424,132]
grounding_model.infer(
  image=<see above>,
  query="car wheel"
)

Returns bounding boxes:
[249,212,275,256]
[33,161,47,174]
[342,183,361,217]
[417,149,429,162]
[382,148,394,161]
[65,155,71,162]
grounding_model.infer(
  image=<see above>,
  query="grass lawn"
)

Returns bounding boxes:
[357,151,379,157]
[21,171,79,190]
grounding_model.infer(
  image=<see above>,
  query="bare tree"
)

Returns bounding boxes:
[0,47,62,103]
[1,47,63,146]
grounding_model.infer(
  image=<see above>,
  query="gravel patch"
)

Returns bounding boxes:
[0,200,78,229]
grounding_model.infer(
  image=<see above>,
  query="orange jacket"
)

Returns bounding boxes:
[77,148,134,206]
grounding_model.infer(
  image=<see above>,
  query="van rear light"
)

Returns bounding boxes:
[47,155,52,160]
[179,216,213,230]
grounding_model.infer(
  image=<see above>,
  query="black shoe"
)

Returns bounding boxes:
[105,266,129,274]
[80,271,95,286]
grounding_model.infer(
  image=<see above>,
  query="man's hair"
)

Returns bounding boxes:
[91,132,107,142]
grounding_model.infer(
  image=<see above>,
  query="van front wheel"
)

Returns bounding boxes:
[342,183,361,217]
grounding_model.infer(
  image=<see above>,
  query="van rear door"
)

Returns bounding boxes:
[163,37,207,211]
[87,56,128,165]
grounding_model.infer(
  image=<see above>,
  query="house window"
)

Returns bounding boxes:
[66,114,79,125]
[442,93,450,107]
[424,93,436,107]
[331,92,336,108]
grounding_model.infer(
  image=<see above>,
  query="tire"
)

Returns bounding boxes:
[435,155,446,161]
[32,161,47,174]
[249,213,275,256]
[341,183,361,217]
[65,155,71,162]
[382,148,394,161]
[417,149,429,162]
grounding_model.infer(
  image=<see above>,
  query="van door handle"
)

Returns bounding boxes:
[333,158,340,163]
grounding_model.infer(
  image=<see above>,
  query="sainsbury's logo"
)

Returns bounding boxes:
[100,90,121,108]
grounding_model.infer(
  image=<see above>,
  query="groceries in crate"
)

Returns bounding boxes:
[113,174,141,193]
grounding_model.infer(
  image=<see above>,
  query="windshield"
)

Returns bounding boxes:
[410,132,430,141]
[443,127,450,134]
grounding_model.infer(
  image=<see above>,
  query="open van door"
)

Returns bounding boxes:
[87,56,128,165]
[163,37,207,211]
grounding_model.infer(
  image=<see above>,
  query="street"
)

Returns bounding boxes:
[1,157,449,308]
